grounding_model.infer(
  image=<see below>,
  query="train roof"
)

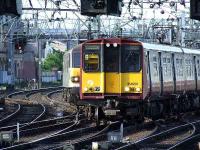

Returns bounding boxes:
[64,44,82,54]
[142,43,200,55]
[182,47,200,55]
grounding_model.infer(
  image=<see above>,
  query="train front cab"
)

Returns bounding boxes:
[63,46,80,103]
[80,38,144,120]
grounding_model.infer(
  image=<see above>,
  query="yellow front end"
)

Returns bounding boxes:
[82,72,104,94]
[121,71,143,94]
[81,40,143,100]
[69,68,80,86]
[81,70,142,98]
[104,71,142,95]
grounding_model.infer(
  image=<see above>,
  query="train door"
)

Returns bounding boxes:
[196,57,200,92]
[174,54,185,93]
[104,44,120,94]
[149,51,161,95]
[161,52,173,94]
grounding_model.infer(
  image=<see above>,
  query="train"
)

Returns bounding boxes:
[63,38,200,123]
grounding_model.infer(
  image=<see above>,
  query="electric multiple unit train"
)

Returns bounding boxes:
[63,38,200,122]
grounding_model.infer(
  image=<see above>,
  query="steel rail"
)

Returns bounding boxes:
[116,119,199,150]
[167,122,198,150]
[0,104,21,126]
[0,104,46,132]
[30,104,46,123]
[7,87,63,99]
[0,113,77,132]
[1,120,78,150]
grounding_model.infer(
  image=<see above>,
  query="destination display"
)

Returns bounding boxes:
[124,45,141,51]
[84,45,100,50]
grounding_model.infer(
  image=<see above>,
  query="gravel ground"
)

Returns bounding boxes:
[28,91,76,118]
[50,91,63,102]
[125,128,156,142]
[157,130,193,145]
[29,93,50,105]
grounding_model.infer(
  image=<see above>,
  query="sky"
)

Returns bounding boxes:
[20,0,191,34]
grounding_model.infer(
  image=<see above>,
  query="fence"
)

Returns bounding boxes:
[42,71,62,83]
[0,71,11,84]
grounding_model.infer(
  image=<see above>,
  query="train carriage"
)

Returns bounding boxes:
[63,38,200,122]
[63,45,81,103]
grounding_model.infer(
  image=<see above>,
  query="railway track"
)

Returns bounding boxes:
[27,121,119,150]
[0,113,80,149]
[0,104,45,128]
[6,87,69,118]
[0,104,21,126]
[115,118,200,150]
[46,89,63,102]
[7,87,63,100]
[46,89,78,114]
[1,115,93,150]
[80,120,158,150]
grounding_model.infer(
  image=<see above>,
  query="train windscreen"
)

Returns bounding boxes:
[104,45,119,72]
[121,45,142,72]
[83,45,101,72]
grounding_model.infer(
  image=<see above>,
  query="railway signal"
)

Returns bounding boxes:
[190,0,200,20]
[0,0,22,16]
[81,0,122,16]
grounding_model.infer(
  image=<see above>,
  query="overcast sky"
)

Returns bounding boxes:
[20,0,191,33]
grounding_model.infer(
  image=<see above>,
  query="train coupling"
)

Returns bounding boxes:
[103,99,120,116]
[104,109,120,116]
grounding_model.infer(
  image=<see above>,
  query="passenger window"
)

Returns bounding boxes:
[153,56,158,76]
[185,59,192,77]
[163,57,171,77]
[153,63,158,76]
[153,57,157,62]
[84,53,99,71]
[163,57,166,63]
[176,58,183,76]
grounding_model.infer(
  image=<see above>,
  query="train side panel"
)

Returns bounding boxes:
[142,51,149,100]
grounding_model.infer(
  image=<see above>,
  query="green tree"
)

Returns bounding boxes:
[42,50,63,71]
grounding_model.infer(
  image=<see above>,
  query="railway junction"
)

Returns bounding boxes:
[1,0,200,150]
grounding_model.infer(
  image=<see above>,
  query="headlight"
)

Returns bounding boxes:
[124,87,130,92]
[106,43,110,47]
[135,87,141,92]
[92,142,99,150]
[113,43,118,47]
[71,76,79,82]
